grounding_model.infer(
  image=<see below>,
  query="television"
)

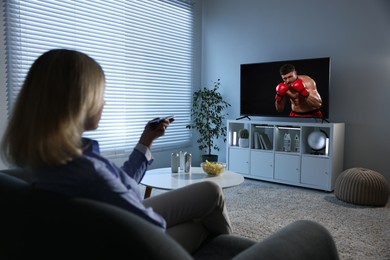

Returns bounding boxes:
[240,57,330,121]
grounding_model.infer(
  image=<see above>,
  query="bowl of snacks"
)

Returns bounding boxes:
[201,160,226,176]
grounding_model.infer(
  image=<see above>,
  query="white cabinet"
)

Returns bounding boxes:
[250,150,273,179]
[228,147,250,174]
[274,153,300,183]
[301,156,330,189]
[227,120,344,191]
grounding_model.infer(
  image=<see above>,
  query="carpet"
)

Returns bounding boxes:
[223,179,390,260]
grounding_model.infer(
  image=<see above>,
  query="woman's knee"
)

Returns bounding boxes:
[194,181,223,197]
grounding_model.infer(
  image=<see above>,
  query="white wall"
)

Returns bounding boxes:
[200,0,390,184]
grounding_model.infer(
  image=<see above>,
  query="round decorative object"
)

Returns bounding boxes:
[307,130,327,150]
[334,167,390,206]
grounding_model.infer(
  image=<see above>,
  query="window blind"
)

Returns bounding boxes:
[4,0,193,158]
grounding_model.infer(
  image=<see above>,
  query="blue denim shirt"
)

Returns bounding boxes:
[32,138,166,229]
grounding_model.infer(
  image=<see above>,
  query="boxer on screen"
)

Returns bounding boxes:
[275,64,323,118]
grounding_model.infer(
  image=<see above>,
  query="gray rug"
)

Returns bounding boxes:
[223,179,390,260]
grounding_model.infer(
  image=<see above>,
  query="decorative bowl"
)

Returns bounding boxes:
[201,161,226,176]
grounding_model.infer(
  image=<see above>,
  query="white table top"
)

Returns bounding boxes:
[141,167,244,191]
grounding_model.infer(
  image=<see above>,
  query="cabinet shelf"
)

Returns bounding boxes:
[227,120,345,191]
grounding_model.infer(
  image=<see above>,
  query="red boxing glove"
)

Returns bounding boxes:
[275,83,289,101]
[291,79,309,97]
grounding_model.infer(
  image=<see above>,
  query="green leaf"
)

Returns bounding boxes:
[187,79,231,155]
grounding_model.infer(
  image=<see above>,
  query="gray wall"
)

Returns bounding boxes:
[200,0,390,184]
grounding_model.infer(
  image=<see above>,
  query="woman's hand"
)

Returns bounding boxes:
[138,117,174,149]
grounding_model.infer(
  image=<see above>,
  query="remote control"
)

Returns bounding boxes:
[149,115,175,125]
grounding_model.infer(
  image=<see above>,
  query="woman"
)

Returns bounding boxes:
[1,49,232,253]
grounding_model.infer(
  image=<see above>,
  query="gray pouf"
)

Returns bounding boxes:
[335,167,390,206]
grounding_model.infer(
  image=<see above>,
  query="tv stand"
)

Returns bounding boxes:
[235,115,251,120]
[227,119,345,191]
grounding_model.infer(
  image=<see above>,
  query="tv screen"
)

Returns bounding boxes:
[240,57,330,120]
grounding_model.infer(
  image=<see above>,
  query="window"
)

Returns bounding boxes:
[4,0,193,158]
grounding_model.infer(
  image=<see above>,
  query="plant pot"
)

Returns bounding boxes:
[201,154,218,162]
[239,138,249,148]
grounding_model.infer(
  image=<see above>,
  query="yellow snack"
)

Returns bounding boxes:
[202,160,225,175]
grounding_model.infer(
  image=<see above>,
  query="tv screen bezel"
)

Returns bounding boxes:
[240,57,330,121]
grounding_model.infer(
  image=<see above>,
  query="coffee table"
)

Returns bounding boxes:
[141,167,244,198]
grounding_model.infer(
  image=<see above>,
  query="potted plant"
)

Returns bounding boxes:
[186,79,231,162]
[238,129,249,148]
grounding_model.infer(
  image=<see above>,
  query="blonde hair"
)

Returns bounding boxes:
[1,49,105,168]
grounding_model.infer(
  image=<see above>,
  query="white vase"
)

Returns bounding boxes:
[239,138,249,148]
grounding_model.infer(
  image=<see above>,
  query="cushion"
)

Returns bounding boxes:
[334,167,390,206]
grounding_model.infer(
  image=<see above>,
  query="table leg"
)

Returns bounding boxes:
[144,186,152,199]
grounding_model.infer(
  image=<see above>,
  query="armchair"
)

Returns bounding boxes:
[0,170,339,260]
